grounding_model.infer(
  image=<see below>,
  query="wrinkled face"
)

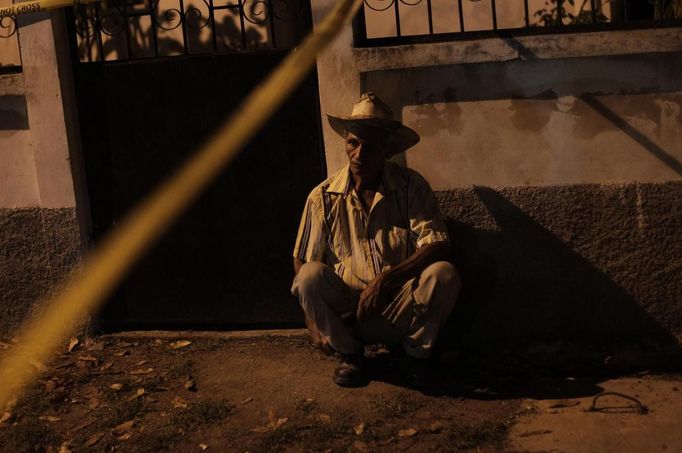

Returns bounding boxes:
[345,128,392,180]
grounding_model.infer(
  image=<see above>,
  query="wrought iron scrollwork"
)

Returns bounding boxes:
[363,0,425,12]
[363,0,395,12]
[0,15,17,38]
[67,0,305,60]
[242,0,270,25]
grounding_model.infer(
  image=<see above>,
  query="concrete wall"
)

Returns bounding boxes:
[312,0,682,357]
[0,11,86,335]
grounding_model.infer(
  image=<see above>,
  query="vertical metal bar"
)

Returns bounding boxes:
[623,0,628,22]
[148,0,159,57]
[590,0,596,23]
[121,0,134,59]
[93,3,105,62]
[208,0,218,52]
[266,0,276,49]
[457,0,464,31]
[524,0,530,26]
[490,0,497,29]
[426,0,433,34]
[393,0,401,37]
[177,0,189,54]
[351,1,367,45]
[238,0,248,50]
[556,0,564,25]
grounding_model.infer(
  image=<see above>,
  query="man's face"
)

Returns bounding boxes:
[345,128,392,180]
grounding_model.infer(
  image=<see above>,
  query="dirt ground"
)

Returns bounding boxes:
[0,331,680,452]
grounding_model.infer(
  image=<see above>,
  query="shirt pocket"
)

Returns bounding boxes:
[386,226,410,264]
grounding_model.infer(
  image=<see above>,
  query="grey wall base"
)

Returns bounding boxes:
[0,208,81,336]
[438,181,682,373]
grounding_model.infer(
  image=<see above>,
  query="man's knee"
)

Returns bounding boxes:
[291,261,330,297]
[422,261,461,292]
[417,261,461,316]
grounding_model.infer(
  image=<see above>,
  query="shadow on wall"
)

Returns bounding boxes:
[363,51,682,176]
[440,186,681,374]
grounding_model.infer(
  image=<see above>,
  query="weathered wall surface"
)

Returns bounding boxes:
[312,0,682,357]
[0,208,81,334]
[439,183,682,339]
[0,12,86,336]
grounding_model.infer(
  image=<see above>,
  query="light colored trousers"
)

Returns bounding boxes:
[291,261,461,359]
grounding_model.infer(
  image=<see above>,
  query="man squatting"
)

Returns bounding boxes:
[291,92,462,388]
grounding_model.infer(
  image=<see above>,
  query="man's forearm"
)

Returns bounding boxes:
[380,241,450,289]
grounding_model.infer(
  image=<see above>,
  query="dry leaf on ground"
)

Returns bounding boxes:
[172,396,189,409]
[68,418,96,434]
[112,420,135,435]
[67,337,79,352]
[129,368,154,375]
[57,441,72,453]
[0,412,11,424]
[185,378,197,391]
[427,421,444,433]
[84,338,105,351]
[354,422,366,435]
[250,425,273,433]
[240,397,253,405]
[398,428,418,437]
[266,410,288,428]
[77,355,98,362]
[0,341,9,349]
[170,340,192,350]
[85,432,105,447]
[110,383,123,391]
[38,415,62,422]
[276,417,288,427]
[199,443,209,450]
[113,350,130,357]
[116,341,136,348]
[317,413,332,425]
[123,388,145,402]
[134,359,149,366]
[117,432,133,441]
[100,361,114,371]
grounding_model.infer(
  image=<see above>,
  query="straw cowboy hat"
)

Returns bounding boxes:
[327,92,420,156]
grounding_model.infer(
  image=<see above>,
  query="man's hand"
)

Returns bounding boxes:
[357,274,396,321]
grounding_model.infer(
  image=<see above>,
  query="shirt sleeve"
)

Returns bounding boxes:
[293,190,328,262]
[407,171,450,248]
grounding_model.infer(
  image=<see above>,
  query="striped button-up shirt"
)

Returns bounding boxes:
[293,161,449,291]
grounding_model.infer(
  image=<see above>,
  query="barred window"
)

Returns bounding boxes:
[72,0,310,62]
[355,0,682,46]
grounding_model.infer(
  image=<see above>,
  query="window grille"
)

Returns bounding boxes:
[68,0,311,63]
[353,0,682,47]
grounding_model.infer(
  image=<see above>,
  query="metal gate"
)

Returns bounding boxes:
[67,0,325,330]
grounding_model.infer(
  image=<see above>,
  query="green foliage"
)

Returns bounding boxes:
[534,0,609,26]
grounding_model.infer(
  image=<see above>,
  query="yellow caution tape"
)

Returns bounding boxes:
[0,0,98,18]
[0,0,363,411]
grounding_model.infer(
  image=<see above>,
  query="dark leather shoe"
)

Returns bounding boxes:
[333,354,368,387]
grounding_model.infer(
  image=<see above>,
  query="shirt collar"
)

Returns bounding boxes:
[326,166,352,195]
[325,162,407,196]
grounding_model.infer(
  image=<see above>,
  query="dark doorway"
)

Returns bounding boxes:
[70,17,325,330]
